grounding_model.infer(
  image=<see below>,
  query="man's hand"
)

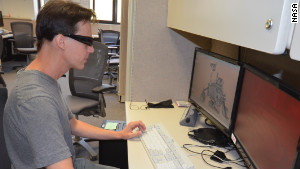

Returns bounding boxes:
[120,120,146,139]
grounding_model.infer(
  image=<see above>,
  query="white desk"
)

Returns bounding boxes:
[1,33,13,39]
[126,102,244,169]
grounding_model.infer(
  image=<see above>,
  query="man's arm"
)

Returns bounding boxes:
[46,157,74,169]
[69,117,146,140]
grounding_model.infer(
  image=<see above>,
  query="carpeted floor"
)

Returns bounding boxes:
[1,60,126,164]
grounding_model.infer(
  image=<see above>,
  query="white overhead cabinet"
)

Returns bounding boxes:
[290,22,300,61]
[167,0,300,61]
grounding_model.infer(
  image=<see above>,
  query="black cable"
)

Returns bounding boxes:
[183,144,247,168]
[227,160,247,167]
[204,118,216,127]
[183,144,213,154]
[183,145,225,168]
[204,149,247,168]
[222,146,245,164]
[220,147,247,168]
[201,150,224,169]
[223,146,236,153]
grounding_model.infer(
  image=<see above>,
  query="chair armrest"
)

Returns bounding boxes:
[108,53,119,57]
[16,47,37,53]
[104,42,115,45]
[107,45,120,48]
[73,76,98,81]
[7,39,15,42]
[92,84,116,93]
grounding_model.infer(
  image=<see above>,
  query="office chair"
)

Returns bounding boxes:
[65,41,116,160]
[107,57,119,85]
[98,29,120,55]
[10,22,37,67]
[0,86,11,169]
[98,29,120,85]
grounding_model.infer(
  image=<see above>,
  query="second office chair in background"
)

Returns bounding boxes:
[10,22,37,67]
[98,29,120,85]
[98,29,120,55]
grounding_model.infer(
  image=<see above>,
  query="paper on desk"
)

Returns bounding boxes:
[104,122,118,130]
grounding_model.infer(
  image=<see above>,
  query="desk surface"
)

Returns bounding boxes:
[1,33,13,39]
[126,102,244,169]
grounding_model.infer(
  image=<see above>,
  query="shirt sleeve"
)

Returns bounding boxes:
[19,96,72,168]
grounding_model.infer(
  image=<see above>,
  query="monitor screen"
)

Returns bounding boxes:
[189,48,241,136]
[0,11,3,27]
[233,64,300,169]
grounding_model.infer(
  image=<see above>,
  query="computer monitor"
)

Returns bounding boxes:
[232,64,300,169]
[188,47,242,137]
[0,11,4,27]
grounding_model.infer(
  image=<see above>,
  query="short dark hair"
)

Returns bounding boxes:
[36,0,96,51]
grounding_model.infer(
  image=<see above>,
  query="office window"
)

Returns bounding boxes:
[117,0,121,23]
[92,0,121,24]
[94,0,113,21]
[38,0,121,24]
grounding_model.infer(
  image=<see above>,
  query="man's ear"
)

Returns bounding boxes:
[55,34,65,50]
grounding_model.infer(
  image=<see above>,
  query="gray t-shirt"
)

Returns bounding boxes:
[3,69,75,169]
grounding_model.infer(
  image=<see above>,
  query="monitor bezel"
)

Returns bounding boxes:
[188,47,243,137]
[232,64,300,169]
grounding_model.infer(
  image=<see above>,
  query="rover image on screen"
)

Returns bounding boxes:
[189,48,241,132]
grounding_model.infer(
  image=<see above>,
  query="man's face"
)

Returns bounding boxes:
[64,21,94,70]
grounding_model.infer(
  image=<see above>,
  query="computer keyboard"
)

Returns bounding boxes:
[140,123,194,169]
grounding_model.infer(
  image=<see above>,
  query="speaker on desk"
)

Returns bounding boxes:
[180,106,198,127]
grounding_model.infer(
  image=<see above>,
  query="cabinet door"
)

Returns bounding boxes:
[167,0,297,54]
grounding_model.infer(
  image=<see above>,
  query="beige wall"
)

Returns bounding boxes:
[91,23,120,35]
[0,0,36,19]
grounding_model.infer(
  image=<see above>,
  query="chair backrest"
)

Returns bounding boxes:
[0,87,10,169]
[69,41,108,100]
[10,22,34,48]
[99,30,120,45]
[97,28,104,43]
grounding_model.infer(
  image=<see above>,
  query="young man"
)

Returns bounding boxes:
[3,1,146,169]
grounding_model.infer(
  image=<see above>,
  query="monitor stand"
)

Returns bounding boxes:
[188,128,232,147]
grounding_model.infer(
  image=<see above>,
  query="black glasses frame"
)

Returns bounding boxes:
[63,34,94,46]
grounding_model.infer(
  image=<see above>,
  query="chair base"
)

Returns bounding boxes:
[73,136,98,161]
